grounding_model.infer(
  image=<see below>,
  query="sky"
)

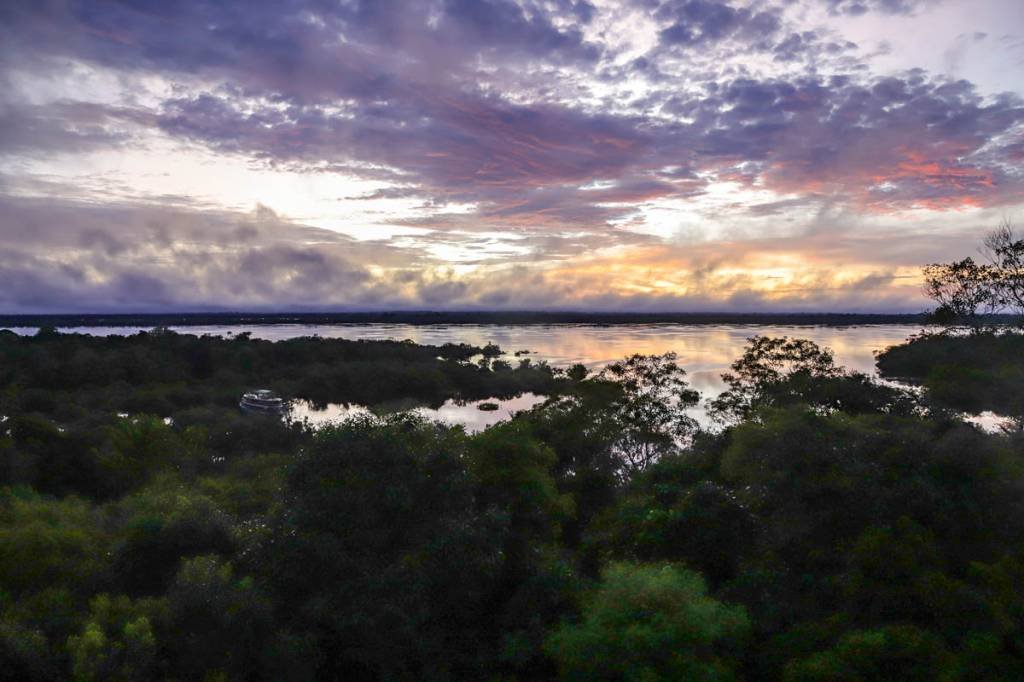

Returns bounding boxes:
[1,0,1022,313]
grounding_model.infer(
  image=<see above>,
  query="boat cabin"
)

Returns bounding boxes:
[240,389,287,414]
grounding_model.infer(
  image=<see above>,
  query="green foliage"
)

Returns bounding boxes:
[0,618,55,681]
[721,408,1023,577]
[469,420,572,539]
[546,562,749,681]
[519,379,624,545]
[66,594,163,682]
[2,414,103,497]
[468,421,579,676]
[264,414,504,678]
[0,329,563,427]
[161,556,276,681]
[709,336,911,424]
[196,452,288,517]
[783,625,957,681]
[2,329,1024,680]
[710,336,841,422]
[97,415,179,495]
[599,353,701,474]
[598,476,756,586]
[877,330,1024,419]
[0,488,108,598]
[519,353,702,552]
[109,486,235,596]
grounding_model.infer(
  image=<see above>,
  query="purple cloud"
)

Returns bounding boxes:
[0,0,1022,312]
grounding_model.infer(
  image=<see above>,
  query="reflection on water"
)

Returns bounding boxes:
[4,322,924,372]
[5,323,927,428]
[963,411,1018,433]
[288,393,546,433]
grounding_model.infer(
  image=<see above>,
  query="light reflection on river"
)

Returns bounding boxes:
[288,393,547,433]
[4,323,926,430]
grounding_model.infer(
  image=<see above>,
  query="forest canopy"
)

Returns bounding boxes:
[0,326,1021,680]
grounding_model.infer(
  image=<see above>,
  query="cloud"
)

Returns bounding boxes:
[0,0,1021,313]
[0,192,1003,313]
[646,0,782,47]
[0,195,406,311]
[6,0,1018,224]
[139,67,1024,235]
[0,100,144,156]
[822,0,942,16]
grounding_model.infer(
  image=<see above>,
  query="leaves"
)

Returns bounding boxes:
[709,336,841,423]
[546,562,749,681]
[599,353,701,475]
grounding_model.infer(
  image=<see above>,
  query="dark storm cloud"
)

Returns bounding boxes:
[771,30,857,62]
[0,193,654,312]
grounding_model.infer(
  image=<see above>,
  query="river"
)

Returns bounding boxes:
[4,323,927,431]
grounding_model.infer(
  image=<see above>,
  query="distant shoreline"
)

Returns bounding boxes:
[0,311,951,328]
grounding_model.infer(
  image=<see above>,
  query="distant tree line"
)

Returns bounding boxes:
[0,311,931,329]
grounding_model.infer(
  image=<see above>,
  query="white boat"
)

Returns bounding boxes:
[240,389,288,414]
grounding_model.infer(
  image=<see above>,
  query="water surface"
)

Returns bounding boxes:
[289,393,547,433]
[5,323,925,429]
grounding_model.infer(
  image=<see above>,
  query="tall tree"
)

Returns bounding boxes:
[983,218,1024,317]
[922,258,997,327]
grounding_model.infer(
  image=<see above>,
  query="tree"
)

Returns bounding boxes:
[467,422,576,676]
[264,414,502,679]
[983,218,1024,316]
[783,625,957,682]
[0,488,109,598]
[709,337,841,423]
[602,476,756,587]
[920,217,1024,327]
[98,415,179,495]
[161,556,277,681]
[922,258,997,327]
[545,562,748,681]
[468,420,572,568]
[875,330,1024,421]
[66,594,163,682]
[0,618,55,682]
[599,353,700,475]
[566,363,589,382]
[521,354,701,550]
[109,487,235,596]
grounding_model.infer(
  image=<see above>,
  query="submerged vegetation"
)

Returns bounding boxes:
[0,324,1021,680]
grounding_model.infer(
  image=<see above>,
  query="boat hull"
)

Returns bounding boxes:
[240,399,287,414]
